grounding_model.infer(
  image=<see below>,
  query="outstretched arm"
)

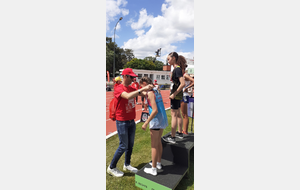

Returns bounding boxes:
[121,84,154,99]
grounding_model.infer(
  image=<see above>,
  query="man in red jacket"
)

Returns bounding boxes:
[107,68,154,177]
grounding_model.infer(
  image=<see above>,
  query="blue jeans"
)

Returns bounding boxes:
[110,120,136,169]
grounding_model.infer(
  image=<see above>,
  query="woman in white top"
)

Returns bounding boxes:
[180,66,194,134]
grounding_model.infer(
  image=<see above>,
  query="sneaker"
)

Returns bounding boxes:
[175,131,183,139]
[107,165,124,177]
[162,136,176,144]
[182,131,188,135]
[149,161,162,170]
[123,164,138,173]
[142,108,144,111]
[144,167,157,176]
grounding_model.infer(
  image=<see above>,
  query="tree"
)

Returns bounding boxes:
[144,56,164,70]
[124,58,156,70]
[106,37,135,76]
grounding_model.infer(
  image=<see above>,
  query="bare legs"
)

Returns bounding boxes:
[171,109,183,137]
[180,101,189,133]
[150,129,164,168]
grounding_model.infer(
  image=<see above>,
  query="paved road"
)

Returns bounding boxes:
[106,90,171,137]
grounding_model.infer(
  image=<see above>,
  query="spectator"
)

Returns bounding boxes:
[139,76,168,176]
[162,52,186,144]
[139,85,148,111]
[131,78,140,104]
[113,76,122,90]
[153,79,160,93]
[107,68,154,177]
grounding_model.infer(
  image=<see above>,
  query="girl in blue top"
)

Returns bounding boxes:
[139,76,168,176]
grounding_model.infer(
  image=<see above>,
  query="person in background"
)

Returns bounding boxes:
[180,67,194,135]
[153,79,160,93]
[107,68,154,177]
[139,85,148,111]
[114,76,122,90]
[162,52,186,144]
[131,78,140,104]
[139,76,168,176]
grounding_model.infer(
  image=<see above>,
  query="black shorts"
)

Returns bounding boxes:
[150,128,160,131]
[171,99,181,109]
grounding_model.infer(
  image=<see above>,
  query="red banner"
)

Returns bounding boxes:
[107,71,110,82]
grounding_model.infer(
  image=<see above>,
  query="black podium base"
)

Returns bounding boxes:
[135,133,194,190]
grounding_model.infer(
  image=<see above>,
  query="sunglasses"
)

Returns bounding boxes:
[126,75,135,79]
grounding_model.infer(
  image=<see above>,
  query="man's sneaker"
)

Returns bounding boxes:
[175,131,184,139]
[107,165,124,177]
[142,108,145,111]
[149,161,162,169]
[123,164,138,173]
[144,167,157,176]
[182,131,188,135]
[162,136,176,144]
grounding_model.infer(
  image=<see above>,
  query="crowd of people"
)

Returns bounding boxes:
[107,52,194,177]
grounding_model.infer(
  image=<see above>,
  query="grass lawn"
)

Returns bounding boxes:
[106,109,194,190]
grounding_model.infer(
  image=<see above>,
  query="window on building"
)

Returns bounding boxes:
[150,74,153,80]
[144,74,148,77]
[166,75,170,80]
[161,75,165,80]
[138,74,142,79]
[156,75,160,80]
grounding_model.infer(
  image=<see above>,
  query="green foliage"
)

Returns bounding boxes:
[106,37,135,76]
[144,56,164,71]
[124,58,162,70]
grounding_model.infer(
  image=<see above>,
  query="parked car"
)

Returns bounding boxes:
[106,84,111,91]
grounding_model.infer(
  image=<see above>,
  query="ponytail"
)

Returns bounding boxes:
[169,52,187,73]
[177,55,187,74]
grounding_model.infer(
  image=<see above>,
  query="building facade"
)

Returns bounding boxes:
[119,69,172,85]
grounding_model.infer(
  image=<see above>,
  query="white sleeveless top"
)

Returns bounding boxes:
[183,74,192,96]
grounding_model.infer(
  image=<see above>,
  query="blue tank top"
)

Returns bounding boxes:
[146,88,168,129]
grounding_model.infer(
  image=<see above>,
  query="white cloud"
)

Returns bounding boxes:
[135,30,145,36]
[106,0,129,31]
[122,0,194,59]
[159,51,194,64]
[130,9,154,30]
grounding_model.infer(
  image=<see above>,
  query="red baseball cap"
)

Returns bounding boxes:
[154,79,157,82]
[122,68,138,77]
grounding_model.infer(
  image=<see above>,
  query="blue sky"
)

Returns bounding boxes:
[106,0,194,63]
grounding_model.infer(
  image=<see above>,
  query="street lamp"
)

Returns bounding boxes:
[113,17,123,78]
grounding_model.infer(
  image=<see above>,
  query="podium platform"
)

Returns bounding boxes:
[135,132,194,190]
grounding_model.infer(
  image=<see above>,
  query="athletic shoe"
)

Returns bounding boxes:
[162,136,176,144]
[182,131,188,135]
[142,108,144,111]
[144,167,157,176]
[123,164,138,173]
[175,131,184,139]
[107,165,124,177]
[149,161,162,169]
